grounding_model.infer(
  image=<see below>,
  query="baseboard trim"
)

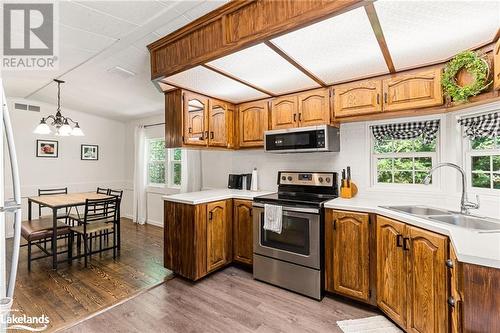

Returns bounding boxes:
[147,219,163,227]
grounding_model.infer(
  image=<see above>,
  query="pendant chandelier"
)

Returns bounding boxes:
[33,79,84,136]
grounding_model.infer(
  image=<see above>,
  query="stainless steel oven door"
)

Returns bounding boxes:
[253,204,320,269]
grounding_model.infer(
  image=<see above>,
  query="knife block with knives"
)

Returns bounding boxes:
[340,166,357,199]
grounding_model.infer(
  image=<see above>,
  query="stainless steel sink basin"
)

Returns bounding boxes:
[428,215,500,231]
[381,205,453,216]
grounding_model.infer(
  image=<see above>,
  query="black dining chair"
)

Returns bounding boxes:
[107,189,123,249]
[68,196,119,267]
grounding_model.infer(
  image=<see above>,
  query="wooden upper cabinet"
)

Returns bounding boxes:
[382,68,443,112]
[233,200,253,265]
[206,200,231,273]
[184,92,208,145]
[334,80,382,118]
[326,210,370,301]
[208,99,229,147]
[297,89,330,126]
[376,216,407,328]
[238,100,269,147]
[494,38,500,91]
[270,96,298,129]
[406,226,448,333]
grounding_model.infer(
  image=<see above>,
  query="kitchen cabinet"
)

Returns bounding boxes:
[376,216,407,328]
[271,89,331,129]
[164,199,232,280]
[208,99,234,148]
[237,100,269,147]
[375,216,448,333]
[448,246,463,333]
[232,200,253,265]
[184,91,209,145]
[494,38,500,91]
[270,95,298,129]
[297,89,330,126]
[382,68,443,112]
[333,80,382,118]
[325,210,370,301]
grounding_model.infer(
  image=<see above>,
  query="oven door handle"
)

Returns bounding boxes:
[252,203,319,214]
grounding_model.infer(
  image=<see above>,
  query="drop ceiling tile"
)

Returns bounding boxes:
[154,15,191,37]
[59,1,137,39]
[375,0,500,69]
[271,7,388,84]
[60,24,116,53]
[184,0,229,20]
[208,43,319,95]
[159,0,200,15]
[165,66,269,103]
[74,1,166,26]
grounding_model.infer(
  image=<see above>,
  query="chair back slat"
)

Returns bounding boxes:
[108,189,123,200]
[38,187,68,216]
[84,197,118,223]
[96,187,109,195]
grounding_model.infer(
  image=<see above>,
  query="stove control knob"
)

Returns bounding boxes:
[318,177,323,183]
[325,177,331,183]
[287,176,293,181]
[281,176,286,181]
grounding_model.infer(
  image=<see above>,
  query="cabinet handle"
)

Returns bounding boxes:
[403,237,410,251]
[376,93,380,105]
[209,212,213,220]
[396,234,403,247]
[333,219,337,230]
[210,131,214,139]
[205,131,208,139]
[384,92,388,104]
[299,113,302,121]
[448,296,456,308]
[293,114,297,122]
[446,259,454,269]
[249,208,253,217]
[188,127,192,133]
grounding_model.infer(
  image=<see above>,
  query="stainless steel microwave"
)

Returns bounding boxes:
[264,125,340,153]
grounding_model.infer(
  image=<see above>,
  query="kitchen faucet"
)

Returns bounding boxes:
[422,162,480,215]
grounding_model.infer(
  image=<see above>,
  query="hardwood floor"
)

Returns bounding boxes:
[63,266,379,332]
[8,218,171,332]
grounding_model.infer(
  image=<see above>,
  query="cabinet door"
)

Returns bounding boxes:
[406,226,448,333]
[383,69,443,112]
[327,210,370,301]
[208,100,228,147]
[270,96,298,129]
[333,80,382,118]
[233,200,253,265]
[298,89,330,126]
[238,100,269,147]
[494,38,500,91]
[376,216,407,328]
[206,200,230,272]
[184,92,208,145]
[449,246,463,333]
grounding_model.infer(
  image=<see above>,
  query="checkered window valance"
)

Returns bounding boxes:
[458,112,500,140]
[371,120,440,144]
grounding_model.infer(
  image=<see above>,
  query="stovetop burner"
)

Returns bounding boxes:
[253,171,338,208]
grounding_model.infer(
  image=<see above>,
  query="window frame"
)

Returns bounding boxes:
[146,138,167,188]
[464,134,500,193]
[368,115,443,191]
[167,148,183,189]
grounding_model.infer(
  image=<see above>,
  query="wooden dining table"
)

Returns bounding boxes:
[27,192,119,269]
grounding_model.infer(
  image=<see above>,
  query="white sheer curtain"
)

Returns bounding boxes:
[133,125,147,224]
[180,149,202,193]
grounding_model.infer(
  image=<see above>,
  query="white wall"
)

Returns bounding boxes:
[201,102,500,219]
[4,98,128,234]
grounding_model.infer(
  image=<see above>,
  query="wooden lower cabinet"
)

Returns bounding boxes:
[376,216,407,328]
[232,200,253,265]
[375,216,448,333]
[164,199,231,280]
[449,246,463,333]
[325,210,370,302]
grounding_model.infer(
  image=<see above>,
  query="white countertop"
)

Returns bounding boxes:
[162,189,274,205]
[324,197,500,269]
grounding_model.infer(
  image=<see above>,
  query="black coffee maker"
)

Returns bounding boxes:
[228,173,252,190]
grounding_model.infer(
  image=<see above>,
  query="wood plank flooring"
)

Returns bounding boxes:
[8,218,171,332]
[63,266,379,332]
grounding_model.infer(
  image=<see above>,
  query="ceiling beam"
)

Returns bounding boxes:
[264,41,327,87]
[202,64,276,97]
[364,3,396,74]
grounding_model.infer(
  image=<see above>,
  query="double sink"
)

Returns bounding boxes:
[381,205,500,232]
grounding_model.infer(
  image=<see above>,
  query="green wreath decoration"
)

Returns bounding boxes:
[442,50,491,102]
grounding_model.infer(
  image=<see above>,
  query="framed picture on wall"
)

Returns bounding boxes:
[81,144,99,160]
[36,140,58,158]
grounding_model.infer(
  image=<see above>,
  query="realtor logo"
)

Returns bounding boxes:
[2,1,58,70]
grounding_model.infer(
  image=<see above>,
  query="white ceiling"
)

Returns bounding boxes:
[2,1,498,119]
[1,0,228,120]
